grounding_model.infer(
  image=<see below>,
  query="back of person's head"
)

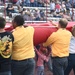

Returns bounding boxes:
[59,18,68,28]
[13,15,24,26]
[72,25,75,37]
[0,17,6,28]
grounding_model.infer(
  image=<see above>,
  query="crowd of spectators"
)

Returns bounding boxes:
[49,0,73,21]
[0,0,75,21]
[5,4,46,21]
[0,0,50,7]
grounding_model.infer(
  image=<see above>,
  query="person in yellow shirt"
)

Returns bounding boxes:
[43,18,72,75]
[11,15,35,75]
[0,17,14,75]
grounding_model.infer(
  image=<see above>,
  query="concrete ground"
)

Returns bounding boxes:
[35,65,74,75]
[44,67,74,75]
[35,61,74,75]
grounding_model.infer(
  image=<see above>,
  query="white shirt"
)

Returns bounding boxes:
[50,2,55,10]
[69,36,75,54]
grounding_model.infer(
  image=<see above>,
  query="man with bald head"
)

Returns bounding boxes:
[43,18,72,75]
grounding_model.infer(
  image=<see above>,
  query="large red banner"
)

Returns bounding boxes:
[5,22,75,45]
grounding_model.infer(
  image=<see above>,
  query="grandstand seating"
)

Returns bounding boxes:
[0,5,74,23]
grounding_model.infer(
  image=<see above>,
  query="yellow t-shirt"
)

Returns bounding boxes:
[12,26,35,60]
[43,28,72,57]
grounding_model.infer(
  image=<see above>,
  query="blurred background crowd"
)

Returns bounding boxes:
[0,0,75,22]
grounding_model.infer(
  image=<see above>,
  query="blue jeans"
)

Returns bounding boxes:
[46,56,53,72]
[11,58,35,75]
[0,71,11,75]
[52,57,68,75]
[65,54,75,75]
[37,66,44,75]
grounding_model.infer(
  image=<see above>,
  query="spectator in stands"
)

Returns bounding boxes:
[25,0,30,6]
[12,0,18,4]
[23,11,33,21]
[16,0,25,6]
[53,12,62,18]
[0,17,14,75]
[40,10,45,18]
[11,15,35,75]
[17,5,23,13]
[69,0,75,8]
[65,0,71,11]
[21,0,26,6]
[61,10,72,21]
[34,8,40,21]
[39,9,46,21]
[16,0,21,5]
[64,25,75,75]
[65,0,71,16]
[44,0,50,4]
[50,0,55,14]
[30,0,35,7]
[21,8,26,14]
[55,2,61,13]
[44,0,50,7]
[61,1,66,12]
[6,4,17,17]
[43,18,72,75]
[37,0,44,7]
[59,10,64,17]
[0,0,3,5]
[1,0,4,4]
